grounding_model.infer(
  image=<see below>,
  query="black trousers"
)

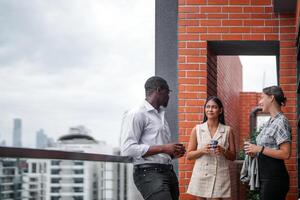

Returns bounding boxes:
[259,178,289,200]
[133,165,179,200]
[258,154,290,200]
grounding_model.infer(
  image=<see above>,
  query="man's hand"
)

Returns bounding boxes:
[162,143,186,158]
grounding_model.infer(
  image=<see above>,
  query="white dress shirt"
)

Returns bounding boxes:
[120,100,172,165]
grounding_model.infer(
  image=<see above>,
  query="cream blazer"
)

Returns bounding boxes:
[187,122,231,198]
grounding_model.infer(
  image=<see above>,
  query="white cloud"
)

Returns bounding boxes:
[0,0,155,148]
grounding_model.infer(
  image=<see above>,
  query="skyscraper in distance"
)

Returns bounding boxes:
[36,129,55,149]
[12,118,22,147]
[36,129,47,149]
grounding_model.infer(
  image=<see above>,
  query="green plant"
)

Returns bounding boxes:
[247,190,259,200]
[249,128,260,144]
[238,149,245,160]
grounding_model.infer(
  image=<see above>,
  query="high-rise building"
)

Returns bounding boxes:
[22,159,46,200]
[36,129,55,149]
[0,159,24,199]
[13,118,22,147]
[44,126,127,200]
[36,129,47,149]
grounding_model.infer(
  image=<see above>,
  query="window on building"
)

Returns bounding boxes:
[73,196,83,200]
[74,161,83,166]
[31,163,37,173]
[74,169,84,174]
[39,163,43,173]
[51,160,60,166]
[44,163,47,173]
[29,184,37,189]
[51,169,60,175]
[51,187,60,193]
[30,177,37,182]
[93,181,97,188]
[3,161,15,167]
[51,178,60,184]
[73,187,83,193]
[73,178,84,184]
[3,169,14,175]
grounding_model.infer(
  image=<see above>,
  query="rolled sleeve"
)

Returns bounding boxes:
[120,111,149,158]
[275,120,291,146]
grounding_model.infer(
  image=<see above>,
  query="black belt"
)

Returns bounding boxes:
[134,163,173,171]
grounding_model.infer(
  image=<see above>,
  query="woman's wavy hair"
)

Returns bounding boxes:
[203,96,225,125]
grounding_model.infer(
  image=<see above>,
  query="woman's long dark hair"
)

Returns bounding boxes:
[203,96,225,125]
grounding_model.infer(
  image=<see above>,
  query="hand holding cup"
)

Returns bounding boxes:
[210,139,218,153]
[243,138,256,157]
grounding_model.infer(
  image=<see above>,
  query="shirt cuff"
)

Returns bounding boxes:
[138,144,150,158]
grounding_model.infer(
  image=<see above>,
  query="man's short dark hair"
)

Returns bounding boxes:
[144,76,169,95]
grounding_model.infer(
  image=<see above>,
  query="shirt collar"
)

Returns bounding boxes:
[143,100,156,112]
[269,112,282,123]
[143,100,166,113]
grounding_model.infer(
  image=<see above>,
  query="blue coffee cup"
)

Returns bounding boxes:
[210,140,218,149]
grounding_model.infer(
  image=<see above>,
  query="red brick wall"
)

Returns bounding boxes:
[217,56,242,148]
[239,92,261,147]
[178,0,298,199]
[218,56,243,199]
[207,49,217,96]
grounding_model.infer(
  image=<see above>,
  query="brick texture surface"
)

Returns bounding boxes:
[178,0,298,199]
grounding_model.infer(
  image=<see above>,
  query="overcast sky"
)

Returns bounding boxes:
[0,0,155,148]
[0,1,277,149]
[240,55,277,92]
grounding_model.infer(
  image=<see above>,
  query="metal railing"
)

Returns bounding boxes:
[0,147,132,163]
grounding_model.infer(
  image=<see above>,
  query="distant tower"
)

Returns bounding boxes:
[36,129,47,149]
[13,118,22,147]
[36,129,55,149]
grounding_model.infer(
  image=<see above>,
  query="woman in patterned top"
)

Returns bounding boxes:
[244,86,291,200]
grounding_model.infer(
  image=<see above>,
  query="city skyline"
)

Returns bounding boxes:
[2,118,116,149]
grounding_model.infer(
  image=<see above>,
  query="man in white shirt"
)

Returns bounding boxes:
[121,76,186,200]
